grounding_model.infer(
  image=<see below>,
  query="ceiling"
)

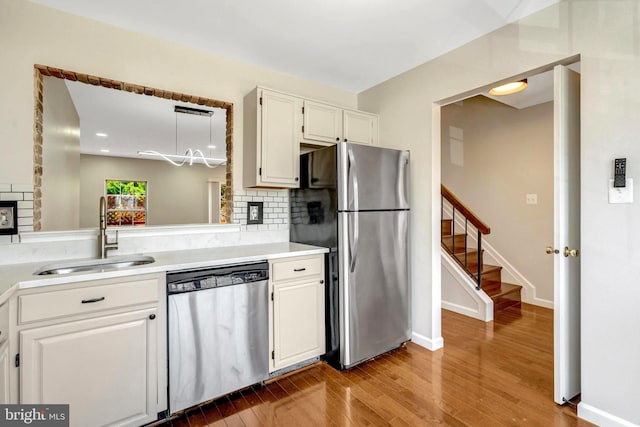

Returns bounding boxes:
[30,0,561,93]
[65,80,227,161]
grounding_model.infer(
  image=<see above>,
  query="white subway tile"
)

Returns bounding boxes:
[233,190,246,196]
[278,202,288,208]
[268,224,279,231]
[18,209,33,218]
[263,218,274,224]
[246,224,258,232]
[11,235,20,243]
[23,193,34,201]
[11,184,33,192]
[18,225,32,233]
[258,224,269,231]
[18,217,33,226]
[18,201,34,209]
[246,190,257,196]
[0,236,11,245]
[273,218,283,224]
[0,193,23,201]
[278,223,289,230]
[0,184,10,192]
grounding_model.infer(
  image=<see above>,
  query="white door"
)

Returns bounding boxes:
[20,309,158,427]
[303,100,343,144]
[343,110,377,145]
[260,89,301,187]
[553,64,581,405]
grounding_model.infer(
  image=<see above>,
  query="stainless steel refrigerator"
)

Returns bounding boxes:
[290,142,410,370]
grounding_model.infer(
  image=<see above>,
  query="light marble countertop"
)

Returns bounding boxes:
[0,242,329,299]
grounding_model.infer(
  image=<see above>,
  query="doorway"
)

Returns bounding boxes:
[434,61,581,405]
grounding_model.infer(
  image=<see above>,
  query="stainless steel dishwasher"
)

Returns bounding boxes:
[167,261,269,414]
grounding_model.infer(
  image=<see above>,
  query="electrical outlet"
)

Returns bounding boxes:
[0,201,18,235]
[609,178,634,204]
[526,194,538,205]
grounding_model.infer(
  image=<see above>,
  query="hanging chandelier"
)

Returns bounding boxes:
[138,105,226,168]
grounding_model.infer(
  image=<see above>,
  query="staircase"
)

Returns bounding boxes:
[441,186,522,315]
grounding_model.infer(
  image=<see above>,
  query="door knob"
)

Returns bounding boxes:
[563,247,580,257]
[546,246,559,255]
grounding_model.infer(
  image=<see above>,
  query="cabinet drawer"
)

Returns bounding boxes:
[272,256,323,282]
[19,279,159,324]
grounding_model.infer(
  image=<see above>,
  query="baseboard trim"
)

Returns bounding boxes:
[442,301,484,321]
[412,331,444,351]
[578,402,640,427]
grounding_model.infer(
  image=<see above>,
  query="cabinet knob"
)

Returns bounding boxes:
[344,138,348,142]
[149,314,156,320]
[295,177,299,181]
[335,137,340,142]
[320,280,324,284]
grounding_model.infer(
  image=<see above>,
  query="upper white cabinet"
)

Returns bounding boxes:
[303,100,343,144]
[244,86,380,188]
[244,88,302,188]
[303,100,379,146]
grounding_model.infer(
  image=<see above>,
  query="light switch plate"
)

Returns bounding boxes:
[0,200,18,235]
[526,194,538,205]
[609,178,634,204]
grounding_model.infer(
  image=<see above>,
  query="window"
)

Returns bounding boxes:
[105,180,147,226]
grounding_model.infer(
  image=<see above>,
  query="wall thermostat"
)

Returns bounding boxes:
[0,201,18,235]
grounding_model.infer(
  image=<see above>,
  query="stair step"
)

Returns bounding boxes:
[442,234,467,253]
[441,219,452,236]
[466,263,502,283]
[454,250,482,265]
[487,282,522,313]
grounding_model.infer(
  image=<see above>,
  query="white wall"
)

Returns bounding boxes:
[0,0,356,189]
[41,76,80,231]
[358,1,640,425]
[79,154,226,227]
[441,96,554,304]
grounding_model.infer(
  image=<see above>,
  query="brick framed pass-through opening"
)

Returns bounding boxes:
[32,64,234,231]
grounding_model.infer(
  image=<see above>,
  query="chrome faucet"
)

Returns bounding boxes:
[98,196,119,258]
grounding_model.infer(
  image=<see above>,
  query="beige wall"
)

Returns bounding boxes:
[359,1,640,424]
[41,76,80,231]
[441,96,554,303]
[0,0,356,189]
[79,154,225,227]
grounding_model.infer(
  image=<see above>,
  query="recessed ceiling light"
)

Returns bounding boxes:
[100,149,110,153]
[207,145,216,149]
[489,79,528,96]
[96,132,108,137]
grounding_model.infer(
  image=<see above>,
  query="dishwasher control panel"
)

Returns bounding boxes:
[167,262,269,294]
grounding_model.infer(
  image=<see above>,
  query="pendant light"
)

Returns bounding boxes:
[138,105,225,168]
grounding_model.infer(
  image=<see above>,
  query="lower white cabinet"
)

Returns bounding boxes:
[14,273,167,427]
[270,254,325,372]
[0,340,9,404]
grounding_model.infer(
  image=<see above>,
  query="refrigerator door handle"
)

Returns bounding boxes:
[347,147,359,212]
[349,213,359,273]
[398,151,410,208]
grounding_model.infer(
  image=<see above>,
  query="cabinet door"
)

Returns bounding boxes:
[20,309,158,427]
[272,279,325,371]
[260,90,302,187]
[0,341,9,404]
[343,109,378,145]
[303,100,343,144]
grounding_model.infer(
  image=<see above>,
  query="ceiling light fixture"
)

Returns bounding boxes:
[138,105,225,168]
[489,79,528,96]
[96,132,108,137]
[100,149,110,153]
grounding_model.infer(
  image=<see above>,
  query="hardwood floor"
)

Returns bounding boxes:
[160,304,594,426]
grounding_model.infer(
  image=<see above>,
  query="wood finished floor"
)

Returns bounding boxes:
[161,304,594,426]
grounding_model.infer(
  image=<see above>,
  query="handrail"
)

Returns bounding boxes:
[441,185,491,235]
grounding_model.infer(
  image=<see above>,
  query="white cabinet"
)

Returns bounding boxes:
[244,88,302,188]
[15,274,166,427]
[303,100,379,146]
[20,309,157,427]
[269,254,325,372]
[0,341,9,404]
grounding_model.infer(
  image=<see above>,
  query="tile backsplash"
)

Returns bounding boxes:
[0,183,34,244]
[232,189,289,231]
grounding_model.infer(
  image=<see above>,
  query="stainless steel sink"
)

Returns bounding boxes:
[34,255,156,275]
